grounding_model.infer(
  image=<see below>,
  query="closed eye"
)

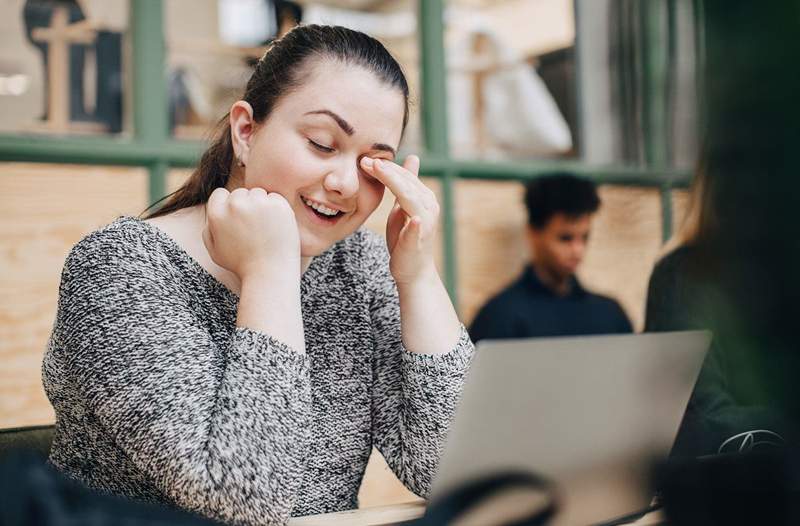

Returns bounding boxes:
[308,139,335,153]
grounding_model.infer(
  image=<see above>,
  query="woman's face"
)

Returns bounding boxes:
[231,60,406,256]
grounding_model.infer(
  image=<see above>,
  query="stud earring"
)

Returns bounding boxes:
[236,155,245,167]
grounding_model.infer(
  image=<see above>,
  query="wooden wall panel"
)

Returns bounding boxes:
[578,187,663,331]
[0,163,148,429]
[455,180,529,325]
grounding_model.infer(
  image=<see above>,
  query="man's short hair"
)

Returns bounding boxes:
[524,173,601,229]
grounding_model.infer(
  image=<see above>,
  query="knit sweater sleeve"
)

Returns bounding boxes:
[362,231,475,498]
[50,226,310,526]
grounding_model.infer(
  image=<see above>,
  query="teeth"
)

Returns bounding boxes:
[303,197,339,216]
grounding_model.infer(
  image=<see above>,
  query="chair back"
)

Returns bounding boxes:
[0,425,54,459]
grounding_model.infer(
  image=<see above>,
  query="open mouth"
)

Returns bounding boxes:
[302,196,345,224]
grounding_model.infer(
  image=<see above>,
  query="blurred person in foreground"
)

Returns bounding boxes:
[645,161,793,458]
[645,0,800,459]
[469,173,632,342]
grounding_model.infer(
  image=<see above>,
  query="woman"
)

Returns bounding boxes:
[43,25,474,525]
[645,161,790,457]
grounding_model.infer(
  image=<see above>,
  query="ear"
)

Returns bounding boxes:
[229,100,256,166]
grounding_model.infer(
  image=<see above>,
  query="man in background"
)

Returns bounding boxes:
[469,173,632,342]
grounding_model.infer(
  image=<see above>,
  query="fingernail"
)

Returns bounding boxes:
[361,157,374,168]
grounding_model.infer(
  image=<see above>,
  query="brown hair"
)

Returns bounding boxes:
[660,148,718,257]
[143,24,410,219]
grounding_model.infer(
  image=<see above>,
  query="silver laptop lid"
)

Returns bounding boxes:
[430,331,710,525]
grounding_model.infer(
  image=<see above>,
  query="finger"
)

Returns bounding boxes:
[250,186,268,198]
[206,187,229,220]
[230,186,249,202]
[403,154,420,178]
[398,215,422,250]
[389,198,403,218]
[386,198,405,230]
[361,158,428,218]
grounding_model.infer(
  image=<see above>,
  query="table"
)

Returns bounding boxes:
[288,502,425,526]
[288,501,667,525]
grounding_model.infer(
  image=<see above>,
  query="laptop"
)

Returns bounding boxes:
[426,331,711,525]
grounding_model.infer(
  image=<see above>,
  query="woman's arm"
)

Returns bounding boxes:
[50,228,310,525]
[358,155,461,355]
[396,268,462,355]
[204,187,306,353]
[363,231,474,497]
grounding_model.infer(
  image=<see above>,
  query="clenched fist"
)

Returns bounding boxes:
[202,187,301,282]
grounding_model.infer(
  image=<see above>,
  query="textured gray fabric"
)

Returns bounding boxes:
[42,217,474,526]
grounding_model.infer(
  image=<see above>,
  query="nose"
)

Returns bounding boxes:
[323,161,360,199]
[571,239,587,261]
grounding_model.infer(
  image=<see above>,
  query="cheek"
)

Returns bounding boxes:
[357,178,386,215]
[552,243,572,261]
[248,155,321,196]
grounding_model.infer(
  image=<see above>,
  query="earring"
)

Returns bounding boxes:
[236,155,245,167]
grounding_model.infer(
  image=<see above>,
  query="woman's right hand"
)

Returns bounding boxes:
[203,187,301,282]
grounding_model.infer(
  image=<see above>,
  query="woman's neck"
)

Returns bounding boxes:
[146,204,313,294]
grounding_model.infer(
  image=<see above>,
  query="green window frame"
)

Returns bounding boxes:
[0,0,692,308]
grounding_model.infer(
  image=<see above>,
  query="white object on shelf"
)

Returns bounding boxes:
[218,0,276,47]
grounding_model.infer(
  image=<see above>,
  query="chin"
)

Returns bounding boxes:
[298,223,362,257]
[300,235,338,257]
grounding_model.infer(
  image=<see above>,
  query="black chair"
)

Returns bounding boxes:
[0,424,54,459]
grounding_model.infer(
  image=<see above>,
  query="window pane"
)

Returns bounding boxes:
[445,0,699,168]
[165,0,423,153]
[446,0,577,160]
[0,0,129,136]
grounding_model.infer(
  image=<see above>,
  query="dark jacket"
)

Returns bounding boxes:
[645,245,793,457]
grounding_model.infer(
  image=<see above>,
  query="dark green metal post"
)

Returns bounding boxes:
[641,1,674,242]
[440,171,457,303]
[418,0,458,304]
[131,0,169,205]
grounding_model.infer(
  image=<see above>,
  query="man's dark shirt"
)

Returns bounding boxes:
[469,265,633,342]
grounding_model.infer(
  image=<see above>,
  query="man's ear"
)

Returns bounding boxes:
[229,100,256,166]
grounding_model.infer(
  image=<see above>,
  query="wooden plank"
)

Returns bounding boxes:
[0,163,148,428]
[289,501,425,526]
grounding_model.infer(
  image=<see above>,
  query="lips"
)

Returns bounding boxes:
[302,196,342,216]
[301,196,348,226]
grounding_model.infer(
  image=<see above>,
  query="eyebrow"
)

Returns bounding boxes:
[304,109,397,158]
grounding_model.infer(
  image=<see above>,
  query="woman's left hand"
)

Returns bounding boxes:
[360,154,439,286]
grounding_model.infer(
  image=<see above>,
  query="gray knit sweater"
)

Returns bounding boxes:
[42,216,474,526]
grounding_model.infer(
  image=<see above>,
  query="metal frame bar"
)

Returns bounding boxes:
[131,0,169,203]
[0,0,693,310]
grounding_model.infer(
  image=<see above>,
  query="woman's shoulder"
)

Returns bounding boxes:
[653,244,698,279]
[64,216,177,278]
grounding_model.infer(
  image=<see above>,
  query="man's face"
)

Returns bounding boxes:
[528,213,594,279]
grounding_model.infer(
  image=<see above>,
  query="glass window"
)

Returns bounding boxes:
[0,0,129,135]
[165,0,423,153]
[445,0,699,169]
[446,0,577,160]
